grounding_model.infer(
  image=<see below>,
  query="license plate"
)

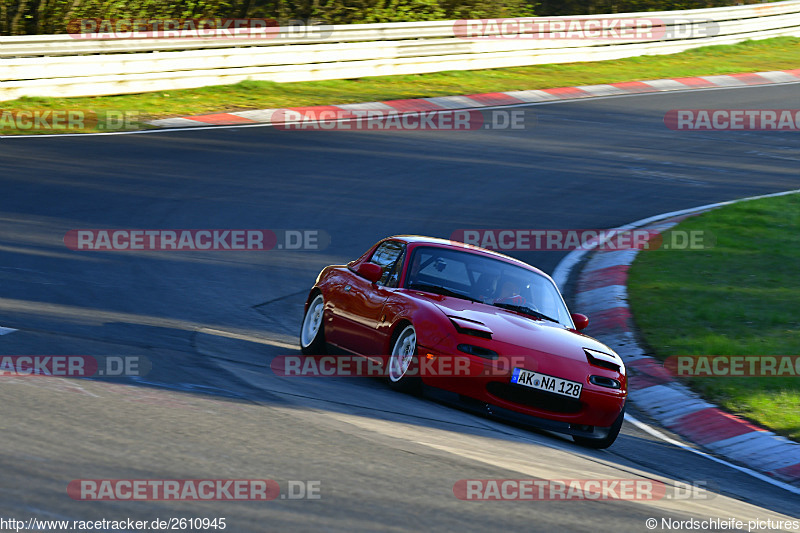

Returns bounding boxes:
[511,368,582,398]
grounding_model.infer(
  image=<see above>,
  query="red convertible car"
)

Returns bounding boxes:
[299,236,627,448]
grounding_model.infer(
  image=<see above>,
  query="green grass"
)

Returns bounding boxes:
[1,36,798,134]
[627,193,800,441]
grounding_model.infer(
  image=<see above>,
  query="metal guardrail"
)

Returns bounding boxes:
[0,1,798,101]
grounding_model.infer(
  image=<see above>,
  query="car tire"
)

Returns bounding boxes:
[572,405,625,449]
[300,293,326,355]
[387,324,421,393]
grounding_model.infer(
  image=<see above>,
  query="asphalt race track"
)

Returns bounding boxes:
[1,83,799,532]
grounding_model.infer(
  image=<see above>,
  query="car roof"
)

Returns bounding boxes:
[385,235,549,278]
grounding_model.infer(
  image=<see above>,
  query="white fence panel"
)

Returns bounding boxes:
[0,0,798,101]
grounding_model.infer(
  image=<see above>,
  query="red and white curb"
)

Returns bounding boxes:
[553,189,800,487]
[147,69,800,128]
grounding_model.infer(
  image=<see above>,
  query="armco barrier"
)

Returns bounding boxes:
[0,1,799,101]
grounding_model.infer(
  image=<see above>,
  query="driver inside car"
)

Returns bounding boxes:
[494,279,525,305]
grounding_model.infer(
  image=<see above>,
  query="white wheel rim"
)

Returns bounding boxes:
[301,295,324,348]
[389,326,416,382]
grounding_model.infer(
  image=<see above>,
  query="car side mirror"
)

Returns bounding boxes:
[357,262,383,283]
[571,313,589,331]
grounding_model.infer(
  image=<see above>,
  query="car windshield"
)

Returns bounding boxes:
[404,246,574,328]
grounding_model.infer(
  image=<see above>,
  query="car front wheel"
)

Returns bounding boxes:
[300,293,326,355]
[387,324,421,393]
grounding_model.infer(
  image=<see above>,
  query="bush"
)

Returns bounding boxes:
[0,0,767,35]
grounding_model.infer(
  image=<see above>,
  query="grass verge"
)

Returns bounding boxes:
[1,36,798,134]
[627,193,800,442]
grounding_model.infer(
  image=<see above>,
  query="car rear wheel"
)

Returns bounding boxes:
[387,324,421,393]
[300,293,326,355]
[572,405,625,449]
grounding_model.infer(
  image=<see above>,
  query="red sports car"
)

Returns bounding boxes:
[299,236,627,448]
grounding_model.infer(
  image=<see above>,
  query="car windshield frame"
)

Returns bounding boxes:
[402,245,575,328]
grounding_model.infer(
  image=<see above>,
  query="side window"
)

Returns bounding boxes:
[370,241,405,287]
[382,250,405,288]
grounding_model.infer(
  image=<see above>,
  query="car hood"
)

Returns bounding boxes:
[428,296,612,362]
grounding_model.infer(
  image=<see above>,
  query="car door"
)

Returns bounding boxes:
[331,241,406,355]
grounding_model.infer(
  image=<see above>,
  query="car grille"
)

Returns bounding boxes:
[486,382,583,414]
